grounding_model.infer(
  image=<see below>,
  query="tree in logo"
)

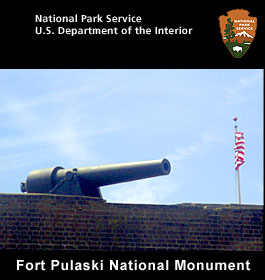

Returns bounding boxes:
[224,18,235,44]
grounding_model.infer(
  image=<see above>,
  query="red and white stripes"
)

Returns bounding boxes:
[235,132,245,170]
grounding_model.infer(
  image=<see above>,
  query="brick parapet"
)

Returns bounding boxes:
[0,194,263,251]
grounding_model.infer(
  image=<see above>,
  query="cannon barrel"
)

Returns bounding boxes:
[20,159,171,198]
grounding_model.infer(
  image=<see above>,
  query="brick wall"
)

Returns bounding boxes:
[0,194,263,251]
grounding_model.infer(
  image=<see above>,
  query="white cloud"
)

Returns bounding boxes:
[103,130,224,204]
[167,142,204,163]
[0,76,127,182]
[225,70,263,105]
[167,130,224,164]
[103,176,178,204]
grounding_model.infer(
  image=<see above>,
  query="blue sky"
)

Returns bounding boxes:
[0,69,263,205]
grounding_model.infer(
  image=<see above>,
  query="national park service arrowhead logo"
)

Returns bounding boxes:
[219,9,257,58]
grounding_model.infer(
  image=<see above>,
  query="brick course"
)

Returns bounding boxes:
[0,194,263,251]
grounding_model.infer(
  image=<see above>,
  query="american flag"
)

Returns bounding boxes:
[234,132,245,170]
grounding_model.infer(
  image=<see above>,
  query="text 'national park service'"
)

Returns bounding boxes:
[35,14,193,37]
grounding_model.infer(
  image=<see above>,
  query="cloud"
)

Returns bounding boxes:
[167,142,204,163]
[102,176,178,204]
[0,76,126,182]
[225,70,263,105]
[103,130,224,204]
[166,130,224,164]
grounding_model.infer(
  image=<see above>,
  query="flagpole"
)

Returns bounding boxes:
[233,116,242,204]
[237,167,242,204]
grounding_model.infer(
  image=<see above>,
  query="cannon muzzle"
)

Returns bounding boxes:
[20,159,171,198]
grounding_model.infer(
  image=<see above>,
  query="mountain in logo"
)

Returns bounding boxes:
[234,31,254,43]
[219,9,257,58]
[235,31,253,38]
[224,31,253,41]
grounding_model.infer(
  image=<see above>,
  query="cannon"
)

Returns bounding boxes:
[20,159,171,198]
